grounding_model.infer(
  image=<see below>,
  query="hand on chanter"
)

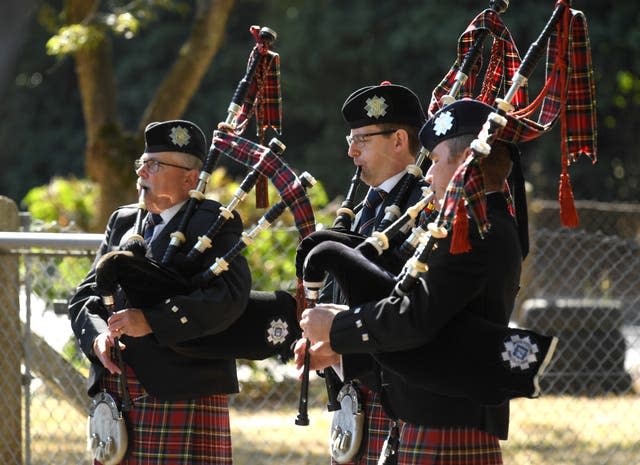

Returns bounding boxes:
[93,332,124,375]
[108,308,152,338]
[293,338,340,380]
[299,303,346,343]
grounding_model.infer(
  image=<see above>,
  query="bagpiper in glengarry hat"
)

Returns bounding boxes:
[143,120,208,162]
[425,3,597,251]
[341,81,425,129]
[420,98,530,258]
[420,98,496,152]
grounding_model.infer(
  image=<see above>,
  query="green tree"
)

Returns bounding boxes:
[42,0,235,230]
[3,1,639,208]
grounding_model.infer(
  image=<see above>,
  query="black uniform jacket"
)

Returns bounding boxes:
[325,174,428,391]
[330,193,522,439]
[68,199,252,401]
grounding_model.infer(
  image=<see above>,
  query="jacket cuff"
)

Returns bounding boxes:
[330,306,375,354]
[143,296,190,345]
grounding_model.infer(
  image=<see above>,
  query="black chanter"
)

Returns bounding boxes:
[295,165,366,425]
[324,167,363,412]
[296,166,371,426]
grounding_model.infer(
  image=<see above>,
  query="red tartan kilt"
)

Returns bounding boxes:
[397,423,503,465]
[98,366,232,465]
[332,386,393,465]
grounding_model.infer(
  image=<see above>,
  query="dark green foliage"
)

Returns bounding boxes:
[1,0,639,205]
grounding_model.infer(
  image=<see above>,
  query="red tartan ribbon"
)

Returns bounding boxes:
[500,7,597,164]
[232,29,283,208]
[429,8,528,116]
[437,149,488,251]
[212,131,315,239]
[235,50,283,136]
[429,8,526,252]
[438,4,597,248]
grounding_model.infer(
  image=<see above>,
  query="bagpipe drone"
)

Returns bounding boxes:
[296,0,597,409]
[93,26,316,363]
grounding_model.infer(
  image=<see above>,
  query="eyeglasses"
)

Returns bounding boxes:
[346,129,397,148]
[134,158,191,174]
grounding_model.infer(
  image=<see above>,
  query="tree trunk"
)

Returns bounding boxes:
[68,0,236,231]
[67,0,133,231]
[139,0,236,129]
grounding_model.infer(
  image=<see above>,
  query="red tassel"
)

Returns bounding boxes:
[295,278,306,321]
[559,172,579,228]
[255,174,269,208]
[450,198,471,254]
[555,7,578,229]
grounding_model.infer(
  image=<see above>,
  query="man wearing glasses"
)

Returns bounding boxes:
[69,120,251,465]
[295,82,427,465]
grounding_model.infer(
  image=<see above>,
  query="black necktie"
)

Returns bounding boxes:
[143,213,163,243]
[358,188,386,235]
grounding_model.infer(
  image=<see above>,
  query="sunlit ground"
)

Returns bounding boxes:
[505,395,640,465]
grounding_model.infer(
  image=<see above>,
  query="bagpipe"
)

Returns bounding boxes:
[298,198,557,406]
[93,26,317,363]
[294,153,437,427]
[429,0,596,229]
[297,0,597,407]
[373,0,597,402]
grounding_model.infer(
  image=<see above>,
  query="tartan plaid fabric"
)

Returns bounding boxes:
[500,6,597,163]
[397,423,503,465]
[429,8,528,116]
[332,387,392,465]
[99,367,232,465]
[438,152,489,240]
[438,4,597,246]
[235,50,282,136]
[212,131,316,239]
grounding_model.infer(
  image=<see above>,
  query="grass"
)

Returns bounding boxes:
[230,406,331,465]
[505,395,640,465]
[20,386,640,465]
[229,394,640,465]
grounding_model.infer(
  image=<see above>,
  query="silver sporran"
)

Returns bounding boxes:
[330,382,365,463]
[87,390,128,465]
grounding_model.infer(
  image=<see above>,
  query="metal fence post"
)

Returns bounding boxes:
[0,196,22,465]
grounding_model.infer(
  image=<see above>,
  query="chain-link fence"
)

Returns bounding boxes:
[0,198,639,465]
